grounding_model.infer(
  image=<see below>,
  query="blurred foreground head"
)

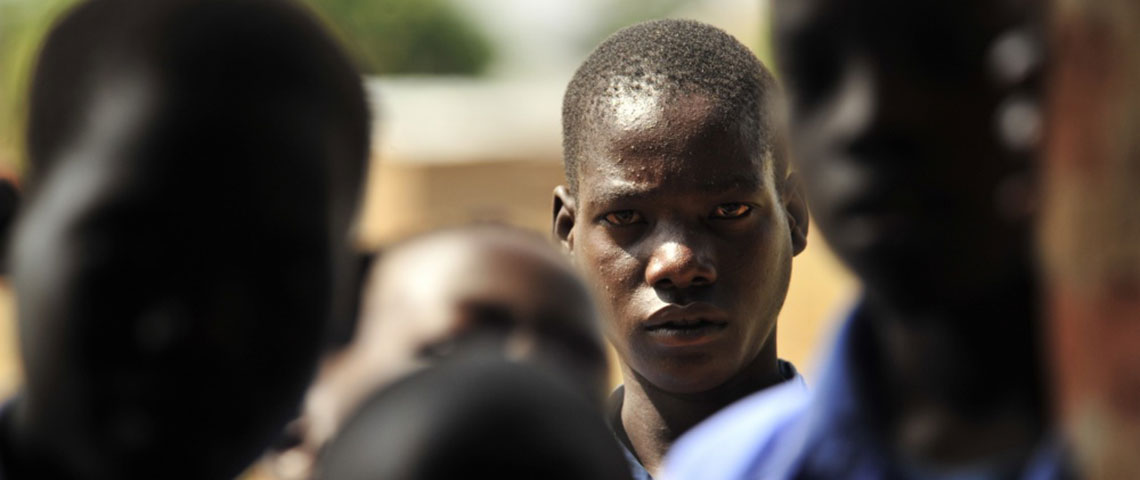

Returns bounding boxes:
[769,0,1052,470]
[774,0,1044,309]
[316,359,632,480]
[5,0,368,478]
[271,225,608,479]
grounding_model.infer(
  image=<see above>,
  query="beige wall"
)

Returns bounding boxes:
[0,285,19,399]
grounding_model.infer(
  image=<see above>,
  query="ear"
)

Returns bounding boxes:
[0,177,20,275]
[781,172,809,256]
[552,185,576,256]
[325,250,377,352]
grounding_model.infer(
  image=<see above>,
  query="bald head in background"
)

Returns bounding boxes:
[268,225,609,480]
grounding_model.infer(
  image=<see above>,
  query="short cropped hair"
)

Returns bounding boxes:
[562,19,784,194]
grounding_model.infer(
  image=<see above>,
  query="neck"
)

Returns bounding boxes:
[863,271,1047,466]
[618,341,783,477]
[0,395,84,480]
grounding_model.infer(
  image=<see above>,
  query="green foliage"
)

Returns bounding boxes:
[0,0,493,168]
[582,0,695,51]
[304,0,494,75]
[580,0,776,75]
[0,0,78,168]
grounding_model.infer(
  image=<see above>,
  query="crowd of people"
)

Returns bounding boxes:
[0,0,1132,478]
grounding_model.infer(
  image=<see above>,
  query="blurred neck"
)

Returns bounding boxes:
[618,340,782,477]
[0,395,84,480]
[863,270,1047,467]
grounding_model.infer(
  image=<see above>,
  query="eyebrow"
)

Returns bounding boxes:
[699,172,764,193]
[590,172,765,204]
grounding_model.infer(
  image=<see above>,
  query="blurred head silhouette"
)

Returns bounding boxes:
[773,0,1044,310]
[771,0,1051,469]
[315,359,632,480]
[4,0,369,478]
[268,224,609,479]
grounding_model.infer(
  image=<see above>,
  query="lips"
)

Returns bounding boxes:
[643,303,728,329]
[645,318,726,331]
[641,303,729,347]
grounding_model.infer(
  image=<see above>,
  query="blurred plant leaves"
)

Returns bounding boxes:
[304,0,494,76]
[0,0,77,169]
[0,0,495,168]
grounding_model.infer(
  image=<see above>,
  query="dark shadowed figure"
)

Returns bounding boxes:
[667,1,1068,479]
[0,0,369,478]
[316,358,633,480]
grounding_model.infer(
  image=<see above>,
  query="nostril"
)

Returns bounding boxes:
[645,241,717,289]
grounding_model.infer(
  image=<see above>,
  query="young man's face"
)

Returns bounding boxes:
[774,0,1038,306]
[555,93,805,394]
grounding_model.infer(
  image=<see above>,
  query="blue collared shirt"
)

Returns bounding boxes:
[612,360,803,480]
[665,304,1071,480]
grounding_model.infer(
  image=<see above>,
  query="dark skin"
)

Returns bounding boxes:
[2,0,367,477]
[774,0,1045,467]
[554,93,808,476]
[269,229,610,480]
[317,360,633,480]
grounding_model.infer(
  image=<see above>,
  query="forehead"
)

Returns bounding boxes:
[578,92,769,199]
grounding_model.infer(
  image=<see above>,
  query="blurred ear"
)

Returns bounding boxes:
[552,185,576,256]
[325,250,377,352]
[0,177,20,275]
[782,173,809,256]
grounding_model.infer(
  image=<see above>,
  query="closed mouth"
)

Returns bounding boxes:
[644,318,727,332]
[643,318,728,347]
[641,303,730,345]
[642,302,728,328]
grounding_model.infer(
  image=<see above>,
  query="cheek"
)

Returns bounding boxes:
[726,221,793,296]
[576,228,642,314]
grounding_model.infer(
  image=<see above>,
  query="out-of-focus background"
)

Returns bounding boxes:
[0,0,854,399]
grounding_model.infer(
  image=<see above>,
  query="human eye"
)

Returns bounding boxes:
[710,203,753,219]
[602,210,644,226]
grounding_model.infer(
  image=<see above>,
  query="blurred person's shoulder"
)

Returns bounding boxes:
[664,367,810,480]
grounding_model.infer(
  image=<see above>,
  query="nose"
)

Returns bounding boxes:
[644,233,717,290]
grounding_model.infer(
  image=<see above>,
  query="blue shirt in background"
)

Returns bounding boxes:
[611,360,803,480]
[665,304,1072,480]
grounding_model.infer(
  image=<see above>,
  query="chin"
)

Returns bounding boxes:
[636,359,733,395]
